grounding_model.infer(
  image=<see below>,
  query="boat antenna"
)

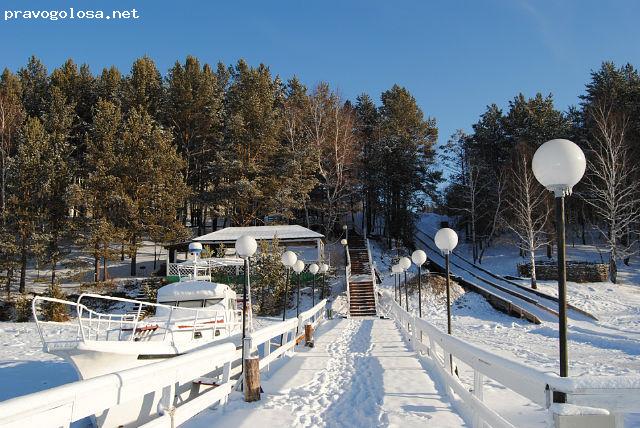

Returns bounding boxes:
[189,242,203,279]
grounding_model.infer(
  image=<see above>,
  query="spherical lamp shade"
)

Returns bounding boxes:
[309,263,319,275]
[434,228,458,254]
[320,263,329,273]
[342,224,348,230]
[391,264,401,274]
[399,257,411,270]
[281,250,297,267]
[235,235,257,258]
[293,260,305,273]
[340,239,348,246]
[532,139,586,195]
[188,242,203,254]
[411,250,427,266]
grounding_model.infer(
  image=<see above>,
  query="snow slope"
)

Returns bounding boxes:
[183,318,466,428]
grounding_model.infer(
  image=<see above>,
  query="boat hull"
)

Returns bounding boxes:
[53,336,238,428]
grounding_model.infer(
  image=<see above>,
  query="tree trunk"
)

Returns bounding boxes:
[609,255,617,284]
[5,268,12,299]
[19,239,27,294]
[529,246,537,290]
[130,235,137,276]
[102,256,108,281]
[94,244,100,282]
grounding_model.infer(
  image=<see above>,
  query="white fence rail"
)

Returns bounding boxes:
[1,300,328,428]
[0,342,238,428]
[379,292,640,428]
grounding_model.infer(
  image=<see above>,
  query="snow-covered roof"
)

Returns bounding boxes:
[194,225,324,243]
[157,281,234,302]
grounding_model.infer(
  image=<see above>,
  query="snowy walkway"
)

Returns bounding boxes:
[183,318,465,427]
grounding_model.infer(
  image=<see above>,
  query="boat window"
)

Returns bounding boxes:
[177,300,204,308]
[159,301,177,307]
[205,298,223,307]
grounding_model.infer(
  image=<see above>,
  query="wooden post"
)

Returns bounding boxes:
[244,357,261,402]
[305,324,313,346]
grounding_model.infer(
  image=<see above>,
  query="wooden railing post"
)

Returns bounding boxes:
[305,324,314,347]
[243,336,260,402]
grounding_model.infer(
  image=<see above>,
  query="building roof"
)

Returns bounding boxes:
[194,225,324,243]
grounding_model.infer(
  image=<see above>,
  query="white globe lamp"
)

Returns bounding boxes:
[235,235,257,259]
[532,139,586,197]
[435,228,458,254]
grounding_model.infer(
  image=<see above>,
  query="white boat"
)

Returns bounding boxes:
[32,245,246,427]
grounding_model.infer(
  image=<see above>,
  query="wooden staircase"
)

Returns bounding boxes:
[347,234,378,317]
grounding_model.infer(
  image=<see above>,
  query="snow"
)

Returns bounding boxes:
[549,403,610,416]
[0,323,78,401]
[183,318,466,428]
[194,225,324,243]
[157,281,233,301]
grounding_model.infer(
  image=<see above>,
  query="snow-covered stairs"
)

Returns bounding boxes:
[347,234,378,317]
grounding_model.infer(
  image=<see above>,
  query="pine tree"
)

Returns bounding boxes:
[378,84,439,245]
[18,56,48,118]
[221,60,284,226]
[12,117,50,292]
[117,108,189,276]
[0,69,24,216]
[165,56,224,232]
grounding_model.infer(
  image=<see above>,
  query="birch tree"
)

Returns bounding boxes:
[582,102,640,283]
[505,143,549,289]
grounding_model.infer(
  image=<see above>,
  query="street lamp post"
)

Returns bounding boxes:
[280,251,297,346]
[280,251,297,322]
[309,263,319,305]
[235,235,258,369]
[435,228,458,336]
[435,227,458,374]
[293,260,305,317]
[399,257,411,312]
[320,263,329,299]
[392,264,401,302]
[343,224,348,242]
[532,139,586,403]
[412,250,427,318]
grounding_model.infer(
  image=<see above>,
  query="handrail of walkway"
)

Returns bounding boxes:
[0,300,329,428]
[379,292,640,428]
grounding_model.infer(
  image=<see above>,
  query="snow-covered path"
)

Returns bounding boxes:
[183,318,465,427]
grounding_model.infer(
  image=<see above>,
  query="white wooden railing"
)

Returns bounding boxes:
[379,292,640,428]
[345,246,352,316]
[0,342,238,428]
[2,300,328,428]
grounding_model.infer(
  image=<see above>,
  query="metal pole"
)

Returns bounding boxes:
[296,272,301,317]
[321,272,325,299]
[241,257,249,375]
[446,253,452,335]
[282,268,289,322]
[398,273,402,307]
[312,274,316,306]
[446,252,453,374]
[555,195,568,403]
[418,265,422,318]
[394,272,397,301]
[404,270,408,312]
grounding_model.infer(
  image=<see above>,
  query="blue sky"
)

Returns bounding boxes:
[1,0,639,147]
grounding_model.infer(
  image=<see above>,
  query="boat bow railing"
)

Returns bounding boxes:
[32,294,242,349]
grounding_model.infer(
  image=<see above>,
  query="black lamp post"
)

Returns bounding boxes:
[399,257,411,312]
[280,250,297,345]
[235,235,257,372]
[293,260,305,317]
[309,263,319,306]
[532,139,586,403]
[412,250,427,318]
[435,227,458,373]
